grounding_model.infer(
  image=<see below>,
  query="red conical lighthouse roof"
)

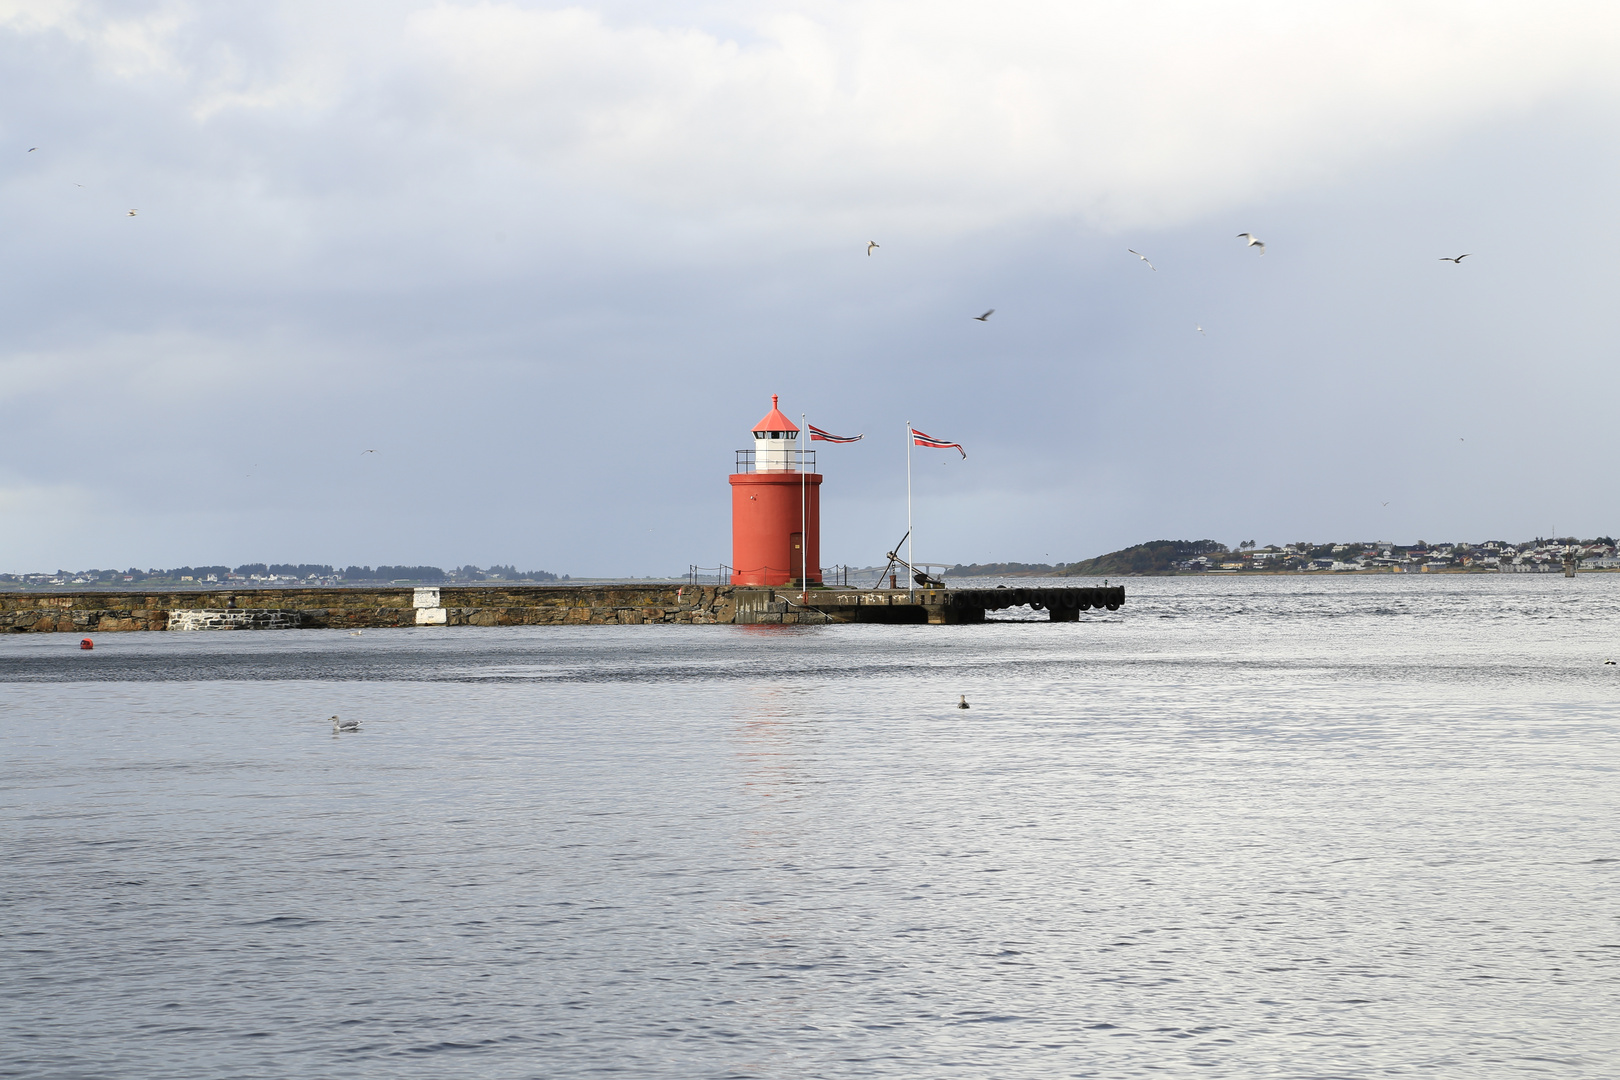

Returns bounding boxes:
[752,394,799,433]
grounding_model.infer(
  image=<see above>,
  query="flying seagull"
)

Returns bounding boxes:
[1128,248,1156,271]
[127,209,137,217]
[867,241,879,256]
[1237,232,1265,254]
[27,147,36,152]
[974,309,994,321]
[1196,324,1206,335]
[1381,501,1390,507]
[361,448,376,454]
[1439,254,1470,263]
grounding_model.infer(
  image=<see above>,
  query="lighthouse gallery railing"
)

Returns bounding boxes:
[733,448,816,473]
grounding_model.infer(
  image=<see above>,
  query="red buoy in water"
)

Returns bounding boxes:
[79,638,93,650]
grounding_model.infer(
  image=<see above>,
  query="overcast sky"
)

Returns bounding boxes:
[4,1,1620,575]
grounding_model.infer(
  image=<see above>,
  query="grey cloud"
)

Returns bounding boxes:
[2,4,1619,574]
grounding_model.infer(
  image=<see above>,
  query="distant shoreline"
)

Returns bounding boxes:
[0,578,688,594]
[1088,567,1618,577]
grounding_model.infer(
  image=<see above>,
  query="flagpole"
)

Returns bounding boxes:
[906,420,914,602]
[801,412,807,605]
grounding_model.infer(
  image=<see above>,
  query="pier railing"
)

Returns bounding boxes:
[686,565,865,587]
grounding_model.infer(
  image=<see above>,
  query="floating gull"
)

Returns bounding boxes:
[958,695,970,709]
[331,715,360,733]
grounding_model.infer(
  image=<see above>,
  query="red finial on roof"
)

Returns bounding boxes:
[752,394,799,433]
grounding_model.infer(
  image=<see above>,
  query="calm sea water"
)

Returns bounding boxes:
[3,575,1618,1079]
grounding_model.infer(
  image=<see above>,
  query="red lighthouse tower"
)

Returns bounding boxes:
[730,395,821,587]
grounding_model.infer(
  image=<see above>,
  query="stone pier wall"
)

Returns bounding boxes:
[0,585,739,633]
[0,584,1119,632]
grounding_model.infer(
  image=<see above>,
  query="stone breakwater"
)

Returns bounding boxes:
[0,586,739,633]
[0,584,1124,632]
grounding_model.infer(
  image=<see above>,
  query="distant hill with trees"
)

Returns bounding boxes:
[0,563,565,587]
[1053,540,1228,577]
[943,561,1066,577]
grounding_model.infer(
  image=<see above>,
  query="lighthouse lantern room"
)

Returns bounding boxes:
[730,395,821,587]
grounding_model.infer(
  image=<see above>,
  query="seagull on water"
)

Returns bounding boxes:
[1440,254,1471,263]
[1237,232,1265,254]
[1128,249,1156,271]
[867,240,879,256]
[958,695,970,709]
[974,309,994,321]
[331,715,360,733]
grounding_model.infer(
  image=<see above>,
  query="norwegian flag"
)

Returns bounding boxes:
[808,423,863,443]
[911,427,966,458]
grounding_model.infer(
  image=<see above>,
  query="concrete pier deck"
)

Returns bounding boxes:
[734,585,1125,624]
[0,583,1124,632]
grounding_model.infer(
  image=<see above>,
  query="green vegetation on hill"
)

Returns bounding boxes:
[1053,540,1228,577]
